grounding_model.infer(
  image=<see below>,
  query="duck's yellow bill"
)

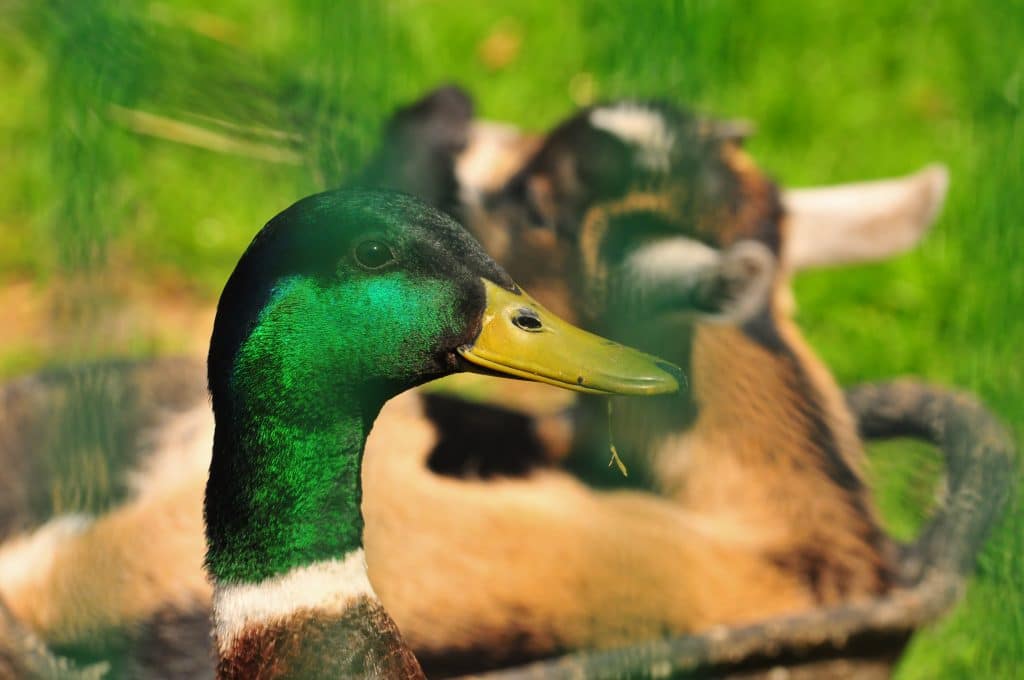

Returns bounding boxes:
[457,279,681,396]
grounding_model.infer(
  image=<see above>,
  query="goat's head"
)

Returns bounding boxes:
[478,102,782,357]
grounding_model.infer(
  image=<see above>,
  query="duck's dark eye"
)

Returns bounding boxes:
[354,240,394,269]
[512,308,543,332]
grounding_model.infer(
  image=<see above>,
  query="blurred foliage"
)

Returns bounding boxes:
[0,0,1021,676]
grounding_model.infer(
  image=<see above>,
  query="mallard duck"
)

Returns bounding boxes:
[201,188,678,677]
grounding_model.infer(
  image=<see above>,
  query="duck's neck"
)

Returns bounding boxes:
[205,372,423,677]
[206,408,369,583]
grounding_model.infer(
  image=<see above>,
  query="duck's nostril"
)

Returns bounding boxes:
[512,308,543,332]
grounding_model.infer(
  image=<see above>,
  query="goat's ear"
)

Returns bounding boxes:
[384,84,474,150]
[703,240,777,322]
[783,164,949,271]
[359,85,475,207]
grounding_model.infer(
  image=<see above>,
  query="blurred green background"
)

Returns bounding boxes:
[1,1,1020,677]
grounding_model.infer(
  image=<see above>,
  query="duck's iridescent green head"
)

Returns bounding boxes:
[208,189,679,420]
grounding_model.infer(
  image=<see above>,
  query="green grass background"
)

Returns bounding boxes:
[1,1,1021,677]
